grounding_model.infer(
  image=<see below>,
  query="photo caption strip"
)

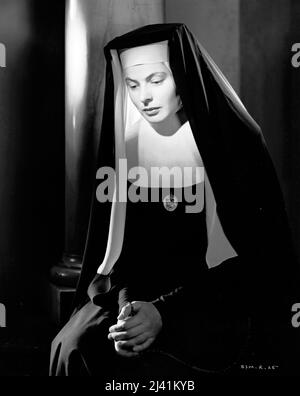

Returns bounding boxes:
[104,380,195,393]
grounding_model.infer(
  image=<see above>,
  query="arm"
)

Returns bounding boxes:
[108,256,251,363]
[86,260,133,309]
[152,256,251,332]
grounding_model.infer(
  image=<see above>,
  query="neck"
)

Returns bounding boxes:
[149,108,188,136]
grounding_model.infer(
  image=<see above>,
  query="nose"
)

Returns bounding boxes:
[140,85,153,106]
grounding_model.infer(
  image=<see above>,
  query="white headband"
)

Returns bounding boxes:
[120,40,169,69]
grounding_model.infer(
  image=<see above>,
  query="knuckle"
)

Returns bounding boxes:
[120,322,127,331]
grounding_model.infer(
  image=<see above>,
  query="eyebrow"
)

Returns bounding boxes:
[125,72,167,84]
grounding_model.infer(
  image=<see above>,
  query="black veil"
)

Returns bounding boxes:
[73,25,298,363]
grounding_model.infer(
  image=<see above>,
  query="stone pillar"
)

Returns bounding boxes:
[50,0,164,324]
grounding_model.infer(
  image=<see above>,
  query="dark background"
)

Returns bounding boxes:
[0,0,65,375]
[0,0,299,376]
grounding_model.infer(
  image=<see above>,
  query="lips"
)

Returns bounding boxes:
[143,107,161,116]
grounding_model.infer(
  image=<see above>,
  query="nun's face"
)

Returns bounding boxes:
[124,62,180,124]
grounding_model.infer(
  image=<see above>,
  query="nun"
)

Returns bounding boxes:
[50,23,298,377]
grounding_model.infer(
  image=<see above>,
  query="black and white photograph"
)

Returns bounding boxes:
[0,0,299,381]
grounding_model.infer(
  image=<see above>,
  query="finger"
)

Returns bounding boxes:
[108,324,145,341]
[109,314,143,333]
[120,314,144,330]
[132,337,155,352]
[120,333,149,348]
[108,331,127,341]
[114,344,139,358]
[131,301,142,311]
[117,303,132,320]
[117,301,141,321]
[109,321,127,333]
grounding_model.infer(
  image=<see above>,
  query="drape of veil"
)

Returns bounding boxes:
[95,46,238,278]
[73,24,297,318]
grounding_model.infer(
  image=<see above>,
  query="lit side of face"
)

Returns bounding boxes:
[124,62,180,124]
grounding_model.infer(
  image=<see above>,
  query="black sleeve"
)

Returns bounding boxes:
[87,273,117,307]
[151,256,250,326]
[86,260,135,313]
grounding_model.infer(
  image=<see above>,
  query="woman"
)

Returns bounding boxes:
[50,23,297,377]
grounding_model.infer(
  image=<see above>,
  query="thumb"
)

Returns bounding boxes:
[117,303,132,320]
[131,301,142,312]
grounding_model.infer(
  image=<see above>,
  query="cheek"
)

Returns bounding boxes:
[128,91,140,109]
[160,82,178,109]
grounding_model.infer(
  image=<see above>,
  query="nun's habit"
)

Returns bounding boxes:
[50,24,298,377]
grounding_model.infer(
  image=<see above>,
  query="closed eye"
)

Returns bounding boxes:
[128,83,138,89]
[151,79,163,85]
[125,78,139,89]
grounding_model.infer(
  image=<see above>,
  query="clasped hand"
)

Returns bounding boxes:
[108,301,162,357]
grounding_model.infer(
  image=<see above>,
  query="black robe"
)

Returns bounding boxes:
[50,23,299,377]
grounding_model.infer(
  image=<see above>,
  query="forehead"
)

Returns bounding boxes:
[124,62,170,80]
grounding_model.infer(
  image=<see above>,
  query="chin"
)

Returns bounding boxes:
[143,114,167,124]
[147,118,166,124]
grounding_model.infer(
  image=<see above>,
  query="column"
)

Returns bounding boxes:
[50,0,164,324]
